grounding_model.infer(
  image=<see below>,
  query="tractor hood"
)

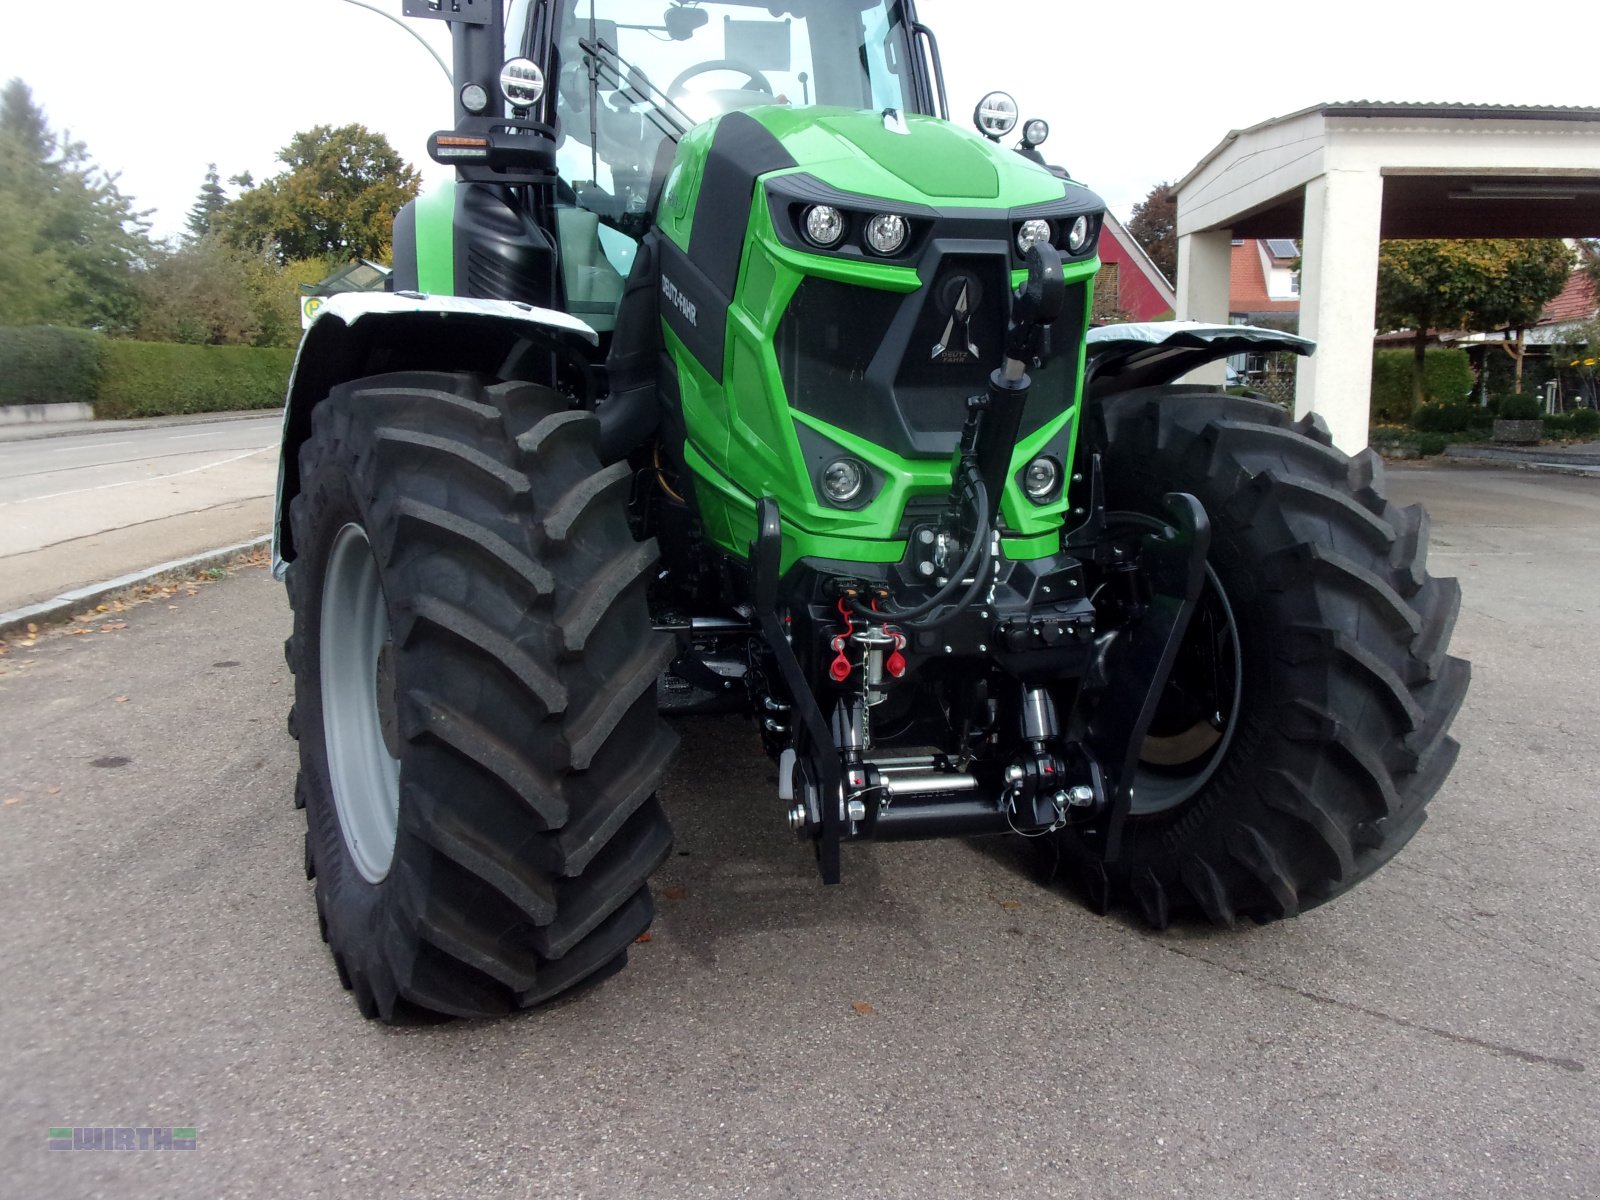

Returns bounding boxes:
[743,106,1070,207]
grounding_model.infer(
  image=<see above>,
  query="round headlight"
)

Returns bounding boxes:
[864,213,908,256]
[1023,456,1060,502]
[1016,219,1052,256]
[1022,118,1049,147]
[974,91,1018,139]
[460,82,490,114]
[1067,214,1092,254]
[803,204,846,248]
[821,457,865,505]
[499,57,546,109]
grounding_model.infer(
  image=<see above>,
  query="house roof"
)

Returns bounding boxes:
[1540,272,1597,326]
[1177,101,1600,193]
[1230,240,1299,315]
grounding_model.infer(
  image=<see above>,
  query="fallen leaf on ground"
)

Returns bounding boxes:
[633,932,652,944]
[95,604,108,613]
[661,886,688,901]
[3,797,21,806]
[114,695,129,703]
[46,786,62,795]
[1001,899,1022,911]
[26,623,37,635]
[851,1001,876,1016]
[100,622,127,632]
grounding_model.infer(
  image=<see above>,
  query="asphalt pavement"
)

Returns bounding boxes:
[0,414,280,611]
[0,464,1595,1199]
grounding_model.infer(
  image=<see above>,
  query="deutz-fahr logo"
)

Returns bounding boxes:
[661,275,698,328]
[931,272,980,363]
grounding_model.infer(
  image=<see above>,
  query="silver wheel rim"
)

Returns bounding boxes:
[320,523,400,883]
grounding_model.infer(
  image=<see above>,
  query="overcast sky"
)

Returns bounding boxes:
[2,0,1593,241]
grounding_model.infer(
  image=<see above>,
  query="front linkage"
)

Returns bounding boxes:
[743,247,1212,883]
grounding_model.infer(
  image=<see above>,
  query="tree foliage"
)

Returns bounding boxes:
[217,124,420,263]
[136,236,260,345]
[0,78,152,331]
[136,235,328,349]
[185,163,229,242]
[1126,181,1177,283]
[1375,239,1573,401]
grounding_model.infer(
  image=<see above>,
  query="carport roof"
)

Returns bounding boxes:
[1178,101,1600,191]
[1177,102,1600,241]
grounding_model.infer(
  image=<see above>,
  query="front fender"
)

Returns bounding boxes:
[272,292,597,577]
[1085,321,1314,398]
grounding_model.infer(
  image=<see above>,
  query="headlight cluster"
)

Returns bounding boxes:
[800,204,912,257]
[1013,212,1098,258]
[820,457,868,505]
[1022,456,1061,502]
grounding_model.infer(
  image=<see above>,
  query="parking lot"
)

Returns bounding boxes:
[1,463,1596,1199]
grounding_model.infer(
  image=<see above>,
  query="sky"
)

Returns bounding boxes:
[1,0,1595,241]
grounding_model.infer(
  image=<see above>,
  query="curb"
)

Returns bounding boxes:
[0,408,284,445]
[1443,446,1600,468]
[0,535,272,640]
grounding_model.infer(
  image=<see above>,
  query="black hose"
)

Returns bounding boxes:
[905,543,994,632]
[850,467,990,624]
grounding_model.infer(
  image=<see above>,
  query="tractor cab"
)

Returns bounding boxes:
[523,0,939,332]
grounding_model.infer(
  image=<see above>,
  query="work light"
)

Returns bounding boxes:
[865,214,908,255]
[1016,219,1051,256]
[803,205,846,248]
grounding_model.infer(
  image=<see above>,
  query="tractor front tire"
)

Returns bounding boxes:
[1057,389,1469,928]
[285,371,676,1020]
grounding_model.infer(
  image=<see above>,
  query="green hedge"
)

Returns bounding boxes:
[95,341,294,419]
[0,326,106,405]
[1371,348,1474,424]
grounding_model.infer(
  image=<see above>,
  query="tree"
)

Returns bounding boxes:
[135,235,260,345]
[217,124,421,263]
[1475,239,1576,395]
[241,253,329,349]
[0,78,151,330]
[185,163,228,242]
[1375,239,1572,405]
[1577,239,1600,291]
[1126,181,1176,284]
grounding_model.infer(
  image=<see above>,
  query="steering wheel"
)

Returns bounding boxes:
[667,59,776,99]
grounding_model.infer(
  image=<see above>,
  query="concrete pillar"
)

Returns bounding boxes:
[1176,230,1234,385]
[1295,169,1384,451]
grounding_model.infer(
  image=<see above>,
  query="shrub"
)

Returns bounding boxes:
[1416,433,1449,456]
[1543,413,1574,437]
[1410,403,1476,434]
[95,341,293,419]
[1569,407,1600,437]
[1371,348,1474,424]
[1497,394,1542,421]
[0,326,106,405]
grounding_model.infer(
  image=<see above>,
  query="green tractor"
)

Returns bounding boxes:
[276,0,1468,1021]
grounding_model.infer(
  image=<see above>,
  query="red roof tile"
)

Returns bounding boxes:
[1540,272,1597,325]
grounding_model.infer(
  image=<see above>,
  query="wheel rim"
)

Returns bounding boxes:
[1129,561,1243,817]
[320,523,401,882]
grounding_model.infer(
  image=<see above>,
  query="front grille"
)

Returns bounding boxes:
[776,259,1086,457]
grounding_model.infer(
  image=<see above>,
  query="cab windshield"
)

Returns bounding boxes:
[557,1,916,125]
[542,0,920,329]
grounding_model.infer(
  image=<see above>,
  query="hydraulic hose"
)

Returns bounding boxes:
[850,466,991,626]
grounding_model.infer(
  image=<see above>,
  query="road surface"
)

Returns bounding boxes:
[0,415,280,611]
[0,464,1595,1198]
